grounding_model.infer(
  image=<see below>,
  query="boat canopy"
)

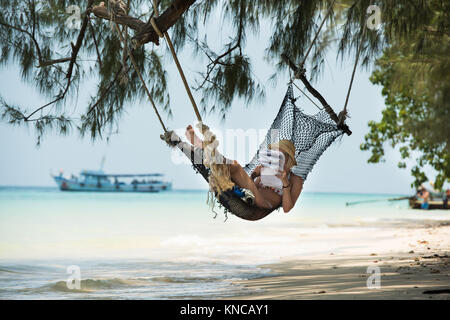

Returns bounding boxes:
[80,170,163,178]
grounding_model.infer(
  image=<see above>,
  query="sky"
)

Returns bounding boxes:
[0,8,419,194]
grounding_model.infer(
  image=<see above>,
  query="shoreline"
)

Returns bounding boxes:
[226,224,450,300]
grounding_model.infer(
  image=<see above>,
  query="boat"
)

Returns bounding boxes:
[408,190,449,210]
[346,193,449,210]
[52,170,172,192]
[408,197,449,210]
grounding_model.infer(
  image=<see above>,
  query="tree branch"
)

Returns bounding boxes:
[38,57,72,68]
[0,20,44,65]
[24,0,94,121]
[91,2,146,31]
[92,0,196,47]
[195,1,244,90]
[66,0,94,80]
[88,18,103,69]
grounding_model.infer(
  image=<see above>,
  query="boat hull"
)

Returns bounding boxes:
[408,198,449,210]
[53,176,171,193]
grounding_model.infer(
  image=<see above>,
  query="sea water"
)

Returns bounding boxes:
[0,187,448,299]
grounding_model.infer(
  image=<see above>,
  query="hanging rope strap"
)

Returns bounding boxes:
[337,0,374,123]
[150,1,235,201]
[281,0,346,131]
[150,0,203,123]
[291,80,323,110]
[281,0,358,135]
[113,22,168,133]
[300,0,337,70]
[339,26,367,126]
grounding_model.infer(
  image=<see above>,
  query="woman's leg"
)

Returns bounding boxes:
[185,125,204,148]
[185,125,229,165]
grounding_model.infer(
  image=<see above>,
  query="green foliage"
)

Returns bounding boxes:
[0,0,387,142]
[360,0,450,189]
[0,96,72,146]
[0,0,168,142]
[0,0,448,190]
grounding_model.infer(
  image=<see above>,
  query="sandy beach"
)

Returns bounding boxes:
[1,188,449,299]
[228,223,450,300]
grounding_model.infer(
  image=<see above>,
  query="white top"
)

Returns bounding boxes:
[258,149,285,194]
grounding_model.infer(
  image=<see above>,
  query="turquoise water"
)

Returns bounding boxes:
[0,187,448,299]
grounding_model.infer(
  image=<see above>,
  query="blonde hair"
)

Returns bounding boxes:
[196,123,234,205]
[196,127,297,207]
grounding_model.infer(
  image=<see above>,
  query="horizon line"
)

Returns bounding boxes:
[0,184,411,197]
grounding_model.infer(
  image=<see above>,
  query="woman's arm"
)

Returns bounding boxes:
[250,165,263,180]
[254,176,262,188]
[277,171,303,213]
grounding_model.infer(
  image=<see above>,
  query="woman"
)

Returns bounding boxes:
[186,125,304,213]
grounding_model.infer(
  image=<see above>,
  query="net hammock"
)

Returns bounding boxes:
[165,83,344,221]
[243,84,343,181]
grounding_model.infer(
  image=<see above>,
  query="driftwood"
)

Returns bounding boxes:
[91,0,196,47]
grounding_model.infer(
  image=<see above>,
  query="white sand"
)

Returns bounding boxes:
[226,224,450,299]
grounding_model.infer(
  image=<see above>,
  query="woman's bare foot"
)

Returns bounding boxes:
[185,125,204,148]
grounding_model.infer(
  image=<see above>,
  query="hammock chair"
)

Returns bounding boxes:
[162,83,344,220]
[110,0,365,221]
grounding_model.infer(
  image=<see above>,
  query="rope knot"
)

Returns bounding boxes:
[106,0,127,16]
[294,66,306,79]
[195,122,219,166]
[337,109,349,126]
[194,122,234,197]
[160,130,181,148]
[150,17,164,38]
[196,122,216,145]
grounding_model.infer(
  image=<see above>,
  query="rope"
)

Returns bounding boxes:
[291,81,323,110]
[151,1,235,201]
[340,26,367,125]
[151,0,203,123]
[300,0,337,68]
[113,22,168,132]
[150,17,163,38]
